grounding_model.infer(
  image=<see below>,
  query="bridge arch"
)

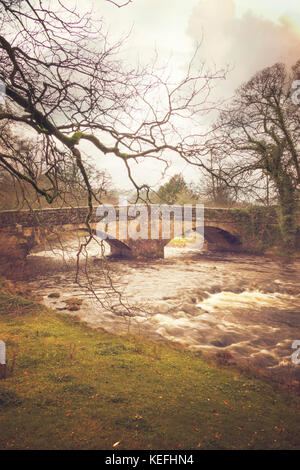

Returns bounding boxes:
[88,222,243,257]
[203,225,242,251]
[90,228,132,258]
[165,223,242,253]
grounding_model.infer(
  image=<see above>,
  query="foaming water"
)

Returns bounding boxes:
[25,240,300,381]
[197,290,297,312]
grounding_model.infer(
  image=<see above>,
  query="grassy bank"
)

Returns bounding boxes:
[0,288,299,450]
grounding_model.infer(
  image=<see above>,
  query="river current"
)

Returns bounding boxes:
[24,237,300,383]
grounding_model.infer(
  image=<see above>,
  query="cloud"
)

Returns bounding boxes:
[187,0,300,96]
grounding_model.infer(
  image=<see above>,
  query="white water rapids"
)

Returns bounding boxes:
[23,237,300,382]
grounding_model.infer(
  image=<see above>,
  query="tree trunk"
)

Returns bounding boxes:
[277,177,297,254]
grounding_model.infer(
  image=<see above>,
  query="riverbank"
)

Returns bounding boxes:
[0,283,299,450]
[22,240,300,385]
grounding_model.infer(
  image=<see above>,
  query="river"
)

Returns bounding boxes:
[24,236,300,384]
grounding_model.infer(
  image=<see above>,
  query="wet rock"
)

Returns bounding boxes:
[211,340,226,348]
[194,290,210,301]
[228,287,245,294]
[251,354,278,368]
[48,292,60,298]
[65,297,83,311]
[210,334,239,348]
[209,285,222,294]
[181,303,199,315]
[113,309,135,318]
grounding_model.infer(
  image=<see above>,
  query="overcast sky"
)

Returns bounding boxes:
[82,0,300,191]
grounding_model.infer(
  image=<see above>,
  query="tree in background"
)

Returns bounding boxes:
[155,174,199,205]
[0,112,110,209]
[196,153,237,207]
[199,176,236,207]
[184,61,300,251]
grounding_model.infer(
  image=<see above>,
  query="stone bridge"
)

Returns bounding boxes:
[0,204,288,264]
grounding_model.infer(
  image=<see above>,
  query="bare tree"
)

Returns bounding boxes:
[0,0,224,223]
[196,152,237,207]
[184,61,300,251]
[0,0,227,318]
[0,112,111,209]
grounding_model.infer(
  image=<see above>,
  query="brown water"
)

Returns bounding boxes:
[25,238,300,382]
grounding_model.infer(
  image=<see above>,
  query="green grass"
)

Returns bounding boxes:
[168,236,196,248]
[0,290,299,450]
